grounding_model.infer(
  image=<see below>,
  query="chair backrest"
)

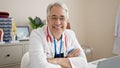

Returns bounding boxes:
[21,52,30,68]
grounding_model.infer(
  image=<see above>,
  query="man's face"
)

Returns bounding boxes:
[47,6,68,36]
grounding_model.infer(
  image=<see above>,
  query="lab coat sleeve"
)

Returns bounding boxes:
[29,29,61,68]
[67,30,87,68]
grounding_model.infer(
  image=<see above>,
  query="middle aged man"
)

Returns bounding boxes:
[29,2,87,68]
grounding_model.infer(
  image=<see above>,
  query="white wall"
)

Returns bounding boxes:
[83,0,120,60]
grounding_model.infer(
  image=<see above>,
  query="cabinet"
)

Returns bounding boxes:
[0,41,29,68]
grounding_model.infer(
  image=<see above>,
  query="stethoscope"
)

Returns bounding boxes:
[46,26,68,55]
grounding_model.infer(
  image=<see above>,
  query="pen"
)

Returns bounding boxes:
[68,48,74,54]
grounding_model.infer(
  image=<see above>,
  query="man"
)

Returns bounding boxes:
[29,2,87,68]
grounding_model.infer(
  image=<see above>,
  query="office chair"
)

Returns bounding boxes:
[21,52,30,68]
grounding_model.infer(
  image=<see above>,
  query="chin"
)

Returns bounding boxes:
[54,29,63,34]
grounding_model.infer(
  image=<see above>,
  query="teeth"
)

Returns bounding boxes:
[54,25,62,28]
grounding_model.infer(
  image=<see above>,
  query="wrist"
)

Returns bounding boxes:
[57,58,62,65]
[53,58,58,64]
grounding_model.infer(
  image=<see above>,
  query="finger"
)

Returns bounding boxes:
[70,48,79,55]
[74,49,80,56]
[69,48,80,56]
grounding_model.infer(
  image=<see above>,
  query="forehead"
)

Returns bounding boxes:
[50,6,67,17]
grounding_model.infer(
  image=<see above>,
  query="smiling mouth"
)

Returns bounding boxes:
[53,25,62,29]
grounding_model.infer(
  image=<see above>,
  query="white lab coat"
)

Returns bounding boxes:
[113,4,120,55]
[29,25,87,68]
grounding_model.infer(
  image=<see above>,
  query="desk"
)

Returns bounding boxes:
[85,63,97,68]
[85,58,107,68]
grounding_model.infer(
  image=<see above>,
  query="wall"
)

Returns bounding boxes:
[0,0,84,41]
[1,0,120,61]
[83,0,120,61]
[0,0,85,58]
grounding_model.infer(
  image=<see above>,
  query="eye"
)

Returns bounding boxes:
[60,17,65,21]
[49,16,57,20]
[51,17,57,20]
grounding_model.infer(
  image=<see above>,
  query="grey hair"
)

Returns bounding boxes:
[47,2,69,19]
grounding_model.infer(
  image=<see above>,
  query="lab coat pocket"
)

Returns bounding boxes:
[44,46,53,58]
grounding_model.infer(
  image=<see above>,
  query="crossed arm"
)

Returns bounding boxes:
[47,48,80,68]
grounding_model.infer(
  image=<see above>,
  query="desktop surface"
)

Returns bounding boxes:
[86,56,120,68]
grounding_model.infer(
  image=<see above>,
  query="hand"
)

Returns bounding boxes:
[65,48,80,58]
[47,58,72,68]
[47,58,57,64]
[61,66,66,68]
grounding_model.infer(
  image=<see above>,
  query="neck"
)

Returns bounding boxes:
[47,26,62,41]
[54,34,61,41]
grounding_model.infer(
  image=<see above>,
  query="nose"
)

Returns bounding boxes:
[56,18,61,24]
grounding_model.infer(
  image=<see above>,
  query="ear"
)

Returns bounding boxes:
[66,22,71,29]
[46,17,49,25]
[47,17,49,23]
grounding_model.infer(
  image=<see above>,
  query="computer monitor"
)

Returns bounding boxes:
[97,56,120,68]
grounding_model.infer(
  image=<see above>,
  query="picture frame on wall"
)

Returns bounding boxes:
[16,26,30,41]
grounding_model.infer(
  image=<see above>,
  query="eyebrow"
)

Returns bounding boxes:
[61,15,65,18]
[51,15,65,18]
[51,15,56,17]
